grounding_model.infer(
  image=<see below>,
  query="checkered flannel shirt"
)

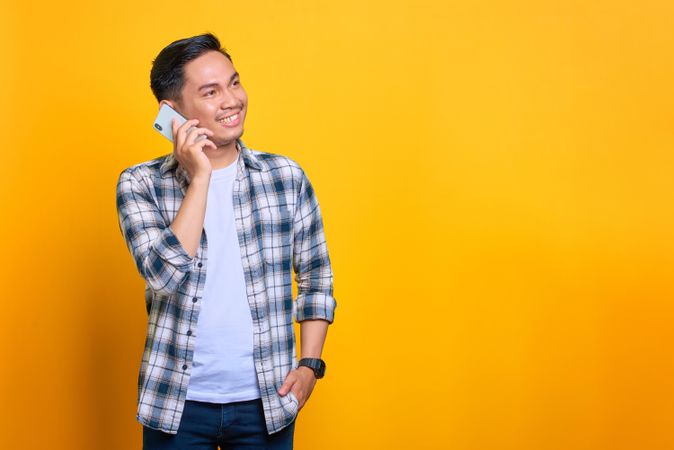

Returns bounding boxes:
[115,138,336,435]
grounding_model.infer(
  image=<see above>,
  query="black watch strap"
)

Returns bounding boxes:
[298,358,326,379]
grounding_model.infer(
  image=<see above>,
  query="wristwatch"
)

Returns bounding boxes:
[298,358,326,379]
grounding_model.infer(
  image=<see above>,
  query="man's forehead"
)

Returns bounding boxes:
[184,71,239,91]
[184,54,236,85]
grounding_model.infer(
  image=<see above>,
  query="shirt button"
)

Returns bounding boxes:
[187,330,192,336]
[182,364,188,370]
[192,297,198,303]
[198,262,203,268]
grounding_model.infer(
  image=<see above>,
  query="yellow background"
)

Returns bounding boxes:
[2,1,674,449]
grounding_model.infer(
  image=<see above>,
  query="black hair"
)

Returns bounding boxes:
[150,32,232,104]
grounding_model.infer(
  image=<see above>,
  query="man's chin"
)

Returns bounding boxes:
[213,131,244,148]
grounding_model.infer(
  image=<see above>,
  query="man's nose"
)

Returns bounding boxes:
[219,88,238,109]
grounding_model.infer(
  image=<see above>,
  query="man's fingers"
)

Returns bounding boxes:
[193,138,217,152]
[185,126,214,147]
[278,381,293,396]
[278,374,296,396]
[177,119,199,150]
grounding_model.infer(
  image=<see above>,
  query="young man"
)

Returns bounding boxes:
[115,33,336,449]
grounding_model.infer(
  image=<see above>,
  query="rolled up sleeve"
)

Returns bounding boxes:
[116,169,194,296]
[292,168,337,323]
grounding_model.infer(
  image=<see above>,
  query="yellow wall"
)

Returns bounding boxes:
[2,1,674,449]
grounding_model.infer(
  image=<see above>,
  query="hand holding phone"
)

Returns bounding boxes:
[153,103,216,180]
[153,103,208,143]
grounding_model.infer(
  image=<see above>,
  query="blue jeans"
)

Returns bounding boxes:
[143,398,295,449]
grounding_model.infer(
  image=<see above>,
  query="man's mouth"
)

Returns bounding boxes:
[217,112,241,127]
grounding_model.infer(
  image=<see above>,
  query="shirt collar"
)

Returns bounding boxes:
[159,138,263,181]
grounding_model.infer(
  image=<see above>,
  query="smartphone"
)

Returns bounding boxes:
[153,103,207,143]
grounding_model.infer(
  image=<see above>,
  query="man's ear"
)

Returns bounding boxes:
[159,99,175,110]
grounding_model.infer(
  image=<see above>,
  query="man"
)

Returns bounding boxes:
[115,33,336,449]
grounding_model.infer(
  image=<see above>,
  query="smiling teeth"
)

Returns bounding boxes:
[219,113,239,124]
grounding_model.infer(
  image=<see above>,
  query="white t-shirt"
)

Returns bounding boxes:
[185,151,261,403]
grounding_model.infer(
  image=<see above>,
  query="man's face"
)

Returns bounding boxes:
[163,50,247,148]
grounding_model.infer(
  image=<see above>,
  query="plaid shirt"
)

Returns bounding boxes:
[115,138,336,435]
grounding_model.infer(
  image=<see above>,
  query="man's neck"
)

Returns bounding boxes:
[207,141,240,170]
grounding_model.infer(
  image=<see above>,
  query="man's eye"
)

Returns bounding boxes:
[206,90,215,96]
[233,80,240,86]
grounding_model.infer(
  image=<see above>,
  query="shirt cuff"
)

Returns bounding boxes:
[294,292,337,323]
[152,225,195,272]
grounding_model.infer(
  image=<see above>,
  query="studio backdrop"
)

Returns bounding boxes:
[1,1,674,449]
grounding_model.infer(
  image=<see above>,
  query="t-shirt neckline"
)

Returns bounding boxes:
[210,152,239,182]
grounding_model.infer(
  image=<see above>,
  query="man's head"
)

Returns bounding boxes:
[150,33,247,150]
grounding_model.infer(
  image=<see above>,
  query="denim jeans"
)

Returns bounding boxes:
[143,398,296,449]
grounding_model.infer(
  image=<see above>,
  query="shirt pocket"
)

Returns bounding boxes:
[258,205,293,268]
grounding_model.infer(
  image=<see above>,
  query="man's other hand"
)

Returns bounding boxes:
[277,366,317,411]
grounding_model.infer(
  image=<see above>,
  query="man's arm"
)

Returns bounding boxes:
[299,319,329,359]
[292,168,337,323]
[278,167,336,408]
[168,174,210,258]
[115,169,209,296]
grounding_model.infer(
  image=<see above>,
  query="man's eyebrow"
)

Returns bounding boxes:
[198,72,239,91]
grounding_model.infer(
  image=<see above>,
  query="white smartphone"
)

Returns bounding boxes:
[153,103,206,142]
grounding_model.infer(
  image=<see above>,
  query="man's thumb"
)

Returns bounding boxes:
[278,378,294,396]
